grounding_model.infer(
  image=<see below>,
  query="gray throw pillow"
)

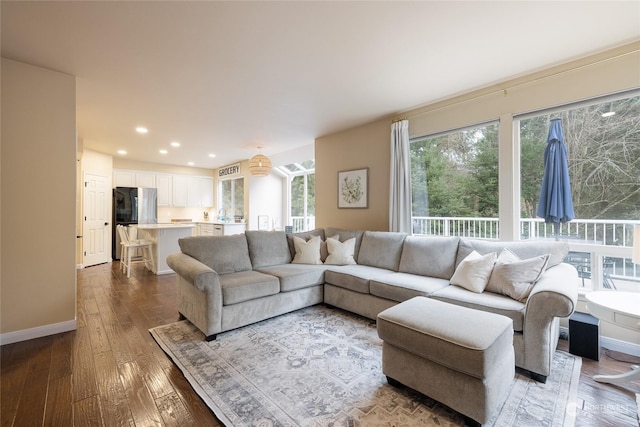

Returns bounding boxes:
[486,248,550,302]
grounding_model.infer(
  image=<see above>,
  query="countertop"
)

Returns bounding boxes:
[134,223,195,229]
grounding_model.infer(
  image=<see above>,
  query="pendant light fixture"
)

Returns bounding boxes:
[248,146,272,177]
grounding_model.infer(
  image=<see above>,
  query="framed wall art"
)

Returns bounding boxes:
[258,215,269,230]
[338,168,368,208]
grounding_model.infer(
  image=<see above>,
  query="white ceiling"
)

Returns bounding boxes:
[2,1,639,169]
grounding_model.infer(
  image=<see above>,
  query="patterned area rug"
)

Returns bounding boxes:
[150,305,581,426]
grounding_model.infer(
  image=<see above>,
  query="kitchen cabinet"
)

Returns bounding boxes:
[195,222,245,236]
[187,176,215,207]
[136,172,155,188]
[113,170,155,188]
[134,223,195,275]
[113,169,214,208]
[156,174,172,207]
[113,170,135,187]
[171,175,188,207]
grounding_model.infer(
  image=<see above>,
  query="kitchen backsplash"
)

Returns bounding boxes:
[158,207,216,223]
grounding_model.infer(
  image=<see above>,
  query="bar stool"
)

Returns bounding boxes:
[117,225,155,278]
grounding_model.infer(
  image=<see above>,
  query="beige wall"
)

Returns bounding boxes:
[1,59,77,338]
[316,118,390,231]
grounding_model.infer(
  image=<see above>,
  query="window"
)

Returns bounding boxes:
[410,122,499,238]
[518,92,640,291]
[219,177,244,220]
[278,160,315,232]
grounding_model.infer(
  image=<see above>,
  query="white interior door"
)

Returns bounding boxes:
[83,173,111,267]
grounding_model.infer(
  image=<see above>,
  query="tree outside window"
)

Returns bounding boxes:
[410,122,499,237]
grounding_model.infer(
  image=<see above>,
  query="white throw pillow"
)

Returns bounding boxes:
[292,235,322,265]
[450,250,497,293]
[486,248,550,302]
[324,237,356,265]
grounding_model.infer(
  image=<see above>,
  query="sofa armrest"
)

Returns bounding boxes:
[167,252,221,293]
[522,262,579,376]
[527,262,578,318]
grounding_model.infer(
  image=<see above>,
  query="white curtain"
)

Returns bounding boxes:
[389,119,412,233]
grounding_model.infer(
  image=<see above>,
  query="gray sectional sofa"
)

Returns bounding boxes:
[166,227,579,382]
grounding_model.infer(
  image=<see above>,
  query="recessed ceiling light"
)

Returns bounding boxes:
[135,126,148,134]
[208,153,216,158]
[602,111,616,117]
[188,162,195,166]
[159,149,168,154]
[171,141,181,147]
[117,150,127,155]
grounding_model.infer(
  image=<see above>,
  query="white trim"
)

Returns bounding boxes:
[0,320,77,345]
[560,326,640,357]
[76,263,84,270]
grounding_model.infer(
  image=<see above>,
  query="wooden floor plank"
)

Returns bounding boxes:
[118,360,164,426]
[12,361,50,426]
[44,375,73,426]
[49,331,74,380]
[93,351,135,427]
[74,395,103,427]
[72,326,99,401]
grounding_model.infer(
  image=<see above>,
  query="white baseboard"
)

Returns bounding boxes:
[560,326,640,357]
[77,263,84,270]
[0,320,77,346]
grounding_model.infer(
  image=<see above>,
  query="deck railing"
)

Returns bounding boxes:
[412,216,640,290]
[291,216,316,233]
[288,215,638,289]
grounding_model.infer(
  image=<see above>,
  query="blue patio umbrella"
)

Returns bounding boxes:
[536,118,575,239]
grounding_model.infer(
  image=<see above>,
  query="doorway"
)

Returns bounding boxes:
[83,173,111,267]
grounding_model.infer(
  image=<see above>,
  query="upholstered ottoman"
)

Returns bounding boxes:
[377,296,514,426]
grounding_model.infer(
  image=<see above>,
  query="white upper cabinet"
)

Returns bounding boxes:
[156,174,172,207]
[113,170,135,187]
[113,169,213,208]
[201,177,214,207]
[114,170,155,188]
[136,172,156,188]
[172,175,188,207]
[187,176,215,207]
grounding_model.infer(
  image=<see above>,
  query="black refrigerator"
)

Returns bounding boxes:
[112,187,158,260]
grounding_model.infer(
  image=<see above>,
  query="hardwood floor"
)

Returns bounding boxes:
[1,261,639,426]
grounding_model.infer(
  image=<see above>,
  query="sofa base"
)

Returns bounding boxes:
[324,283,395,320]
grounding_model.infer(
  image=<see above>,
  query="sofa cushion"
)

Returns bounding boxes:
[486,249,550,302]
[324,237,357,265]
[431,285,526,332]
[291,235,323,265]
[370,273,450,302]
[323,228,365,260]
[178,235,252,274]
[324,265,395,294]
[398,236,460,279]
[219,270,280,305]
[245,230,292,268]
[450,251,497,293]
[357,231,407,271]
[456,238,568,269]
[286,228,326,260]
[256,264,326,292]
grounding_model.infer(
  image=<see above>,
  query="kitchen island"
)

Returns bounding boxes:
[133,223,195,275]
